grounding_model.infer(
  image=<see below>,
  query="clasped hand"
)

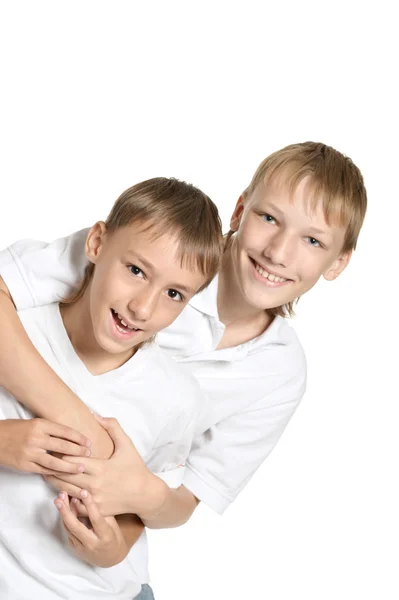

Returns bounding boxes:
[54,491,129,568]
[45,414,165,520]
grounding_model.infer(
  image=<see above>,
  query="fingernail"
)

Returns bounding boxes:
[55,501,62,509]
[77,464,85,473]
[71,497,78,504]
[85,439,91,448]
[85,448,91,457]
[80,489,88,499]
[59,492,66,500]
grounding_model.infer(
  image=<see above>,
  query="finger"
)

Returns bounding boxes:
[93,414,129,452]
[42,421,91,449]
[57,491,70,508]
[79,491,109,539]
[46,436,91,458]
[70,497,80,518]
[74,500,89,518]
[65,528,83,551]
[38,452,86,475]
[56,494,85,548]
[49,472,89,488]
[61,456,100,475]
[55,494,97,546]
[44,475,83,499]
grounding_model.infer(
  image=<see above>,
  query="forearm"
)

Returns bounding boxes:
[0,283,113,458]
[141,483,199,530]
[116,514,145,548]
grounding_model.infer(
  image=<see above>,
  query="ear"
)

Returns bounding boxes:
[85,221,107,265]
[230,195,246,232]
[323,250,352,281]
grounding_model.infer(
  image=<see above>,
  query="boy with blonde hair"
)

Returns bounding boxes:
[0,142,367,598]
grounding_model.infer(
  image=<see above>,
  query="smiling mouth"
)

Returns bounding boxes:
[111,309,141,334]
[250,258,292,283]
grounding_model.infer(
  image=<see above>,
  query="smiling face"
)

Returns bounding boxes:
[228,175,352,313]
[83,220,206,362]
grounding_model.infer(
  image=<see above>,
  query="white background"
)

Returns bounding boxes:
[0,2,398,599]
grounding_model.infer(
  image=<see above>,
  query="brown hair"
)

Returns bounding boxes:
[65,177,223,304]
[234,141,367,317]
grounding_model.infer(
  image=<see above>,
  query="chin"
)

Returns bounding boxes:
[93,330,128,354]
[243,285,280,309]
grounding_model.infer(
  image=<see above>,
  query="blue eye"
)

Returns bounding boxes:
[128,265,144,277]
[166,289,183,302]
[306,237,321,247]
[261,214,276,224]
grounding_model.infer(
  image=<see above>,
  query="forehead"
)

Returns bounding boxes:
[106,222,206,289]
[249,174,347,232]
[109,221,180,256]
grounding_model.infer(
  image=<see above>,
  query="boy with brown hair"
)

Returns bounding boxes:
[0,142,367,599]
[0,177,223,599]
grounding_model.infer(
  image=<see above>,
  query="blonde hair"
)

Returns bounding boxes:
[65,177,223,304]
[236,141,368,317]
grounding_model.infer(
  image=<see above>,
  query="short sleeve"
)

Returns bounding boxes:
[155,467,186,489]
[0,229,89,309]
[183,366,306,514]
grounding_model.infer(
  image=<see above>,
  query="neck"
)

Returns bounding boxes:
[60,292,134,375]
[217,237,271,332]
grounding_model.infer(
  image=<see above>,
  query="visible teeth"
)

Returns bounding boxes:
[118,313,134,330]
[115,322,138,334]
[116,312,138,331]
[254,262,288,283]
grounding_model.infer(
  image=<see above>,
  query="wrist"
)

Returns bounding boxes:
[135,472,169,521]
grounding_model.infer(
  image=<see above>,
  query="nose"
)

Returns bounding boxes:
[127,287,159,322]
[263,229,295,268]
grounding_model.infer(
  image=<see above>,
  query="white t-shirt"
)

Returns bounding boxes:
[0,303,204,600]
[0,230,307,514]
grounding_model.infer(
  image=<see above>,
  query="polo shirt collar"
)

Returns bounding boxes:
[189,274,220,320]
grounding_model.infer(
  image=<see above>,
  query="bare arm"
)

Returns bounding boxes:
[0,278,113,458]
[116,514,145,547]
[45,416,201,529]
[141,483,200,529]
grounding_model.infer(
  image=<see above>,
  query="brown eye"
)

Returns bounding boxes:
[166,289,183,302]
[128,265,144,277]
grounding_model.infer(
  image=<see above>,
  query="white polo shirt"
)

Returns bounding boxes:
[0,303,204,599]
[0,230,307,515]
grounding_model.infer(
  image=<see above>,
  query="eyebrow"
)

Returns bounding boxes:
[127,251,197,294]
[306,226,332,238]
[264,202,284,216]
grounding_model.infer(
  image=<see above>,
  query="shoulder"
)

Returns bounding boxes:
[250,315,306,375]
[231,316,307,406]
[17,303,55,330]
[15,304,64,368]
[17,303,63,345]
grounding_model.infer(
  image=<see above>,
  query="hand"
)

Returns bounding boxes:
[0,418,91,475]
[45,415,167,518]
[54,491,129,568]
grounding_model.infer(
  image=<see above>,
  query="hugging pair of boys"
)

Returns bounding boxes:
[0,141,367,599]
